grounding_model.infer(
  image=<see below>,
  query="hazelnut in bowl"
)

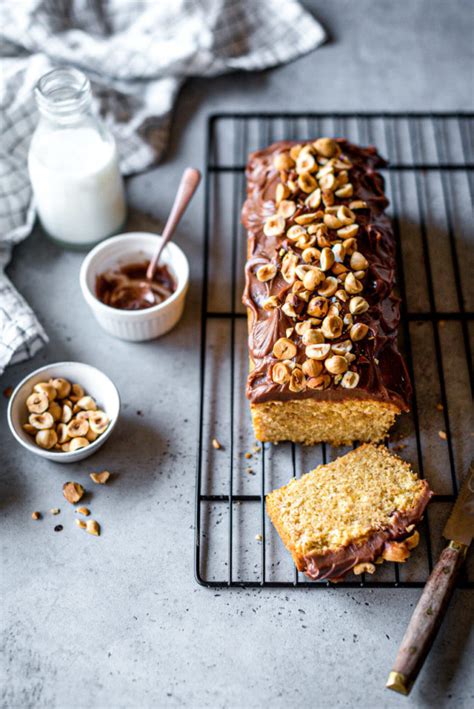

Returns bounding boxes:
[7,361,120,463]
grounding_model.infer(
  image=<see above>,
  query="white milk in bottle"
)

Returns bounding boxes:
[28,68,126,248]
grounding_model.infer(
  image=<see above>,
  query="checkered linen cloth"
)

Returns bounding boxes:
[0,0,325,375]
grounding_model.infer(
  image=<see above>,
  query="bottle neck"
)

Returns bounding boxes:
[35,67,93,125]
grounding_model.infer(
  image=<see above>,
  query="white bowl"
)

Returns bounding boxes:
[7,361,120,463]
[79,232,189,341]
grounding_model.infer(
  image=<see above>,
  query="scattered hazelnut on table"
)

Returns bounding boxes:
[76,507,90,516]
[89,471,111,485]
[63,481,85,504]
[212,438,223,450]
[86,520,100,536]
[31,511,41,520]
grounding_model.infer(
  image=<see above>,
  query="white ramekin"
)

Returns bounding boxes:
[7,361,120,463]
[79,232,189,341]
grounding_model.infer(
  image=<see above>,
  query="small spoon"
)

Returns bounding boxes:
[146,167,201,281]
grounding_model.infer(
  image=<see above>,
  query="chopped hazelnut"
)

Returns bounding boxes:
[382,541,410,563]
[353,562,376,575]
[278,199,296,218]
[405,530,420,550]
[263,215,285,238]
[86,520,100,537]
[89,471,111,484]
[63,481,85,504]
[273,337,297,360]
[273,152,295,171]
[271,362,292,385]
[313,137,338,158]
[256,263,277,282]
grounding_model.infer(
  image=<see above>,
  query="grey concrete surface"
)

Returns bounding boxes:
[1,1,473,707]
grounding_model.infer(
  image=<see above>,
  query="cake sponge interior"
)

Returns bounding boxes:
[266,444,430,559]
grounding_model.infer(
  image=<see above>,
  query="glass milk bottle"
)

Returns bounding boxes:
[28,67,126,248]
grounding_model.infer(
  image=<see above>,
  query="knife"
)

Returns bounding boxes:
[386,462,474,696]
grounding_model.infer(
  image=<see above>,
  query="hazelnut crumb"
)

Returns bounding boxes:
[89,471,110,485]
[50,508,60,515]
[436,403,444,411]
[76,507,90,516]
[255,534,263,541]
[438,430,447,440]
[212,438,223,450]
[63,481,85,504]
[245,452,252,459]
[75,519,87,529]
[86,519,100,536]
[353,562,376,575]
[31,511,41,520]
[393,443,407,452]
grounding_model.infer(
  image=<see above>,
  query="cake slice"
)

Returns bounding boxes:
[266,445,432,582]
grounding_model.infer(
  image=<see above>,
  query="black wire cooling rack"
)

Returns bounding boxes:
[195,112,473,589]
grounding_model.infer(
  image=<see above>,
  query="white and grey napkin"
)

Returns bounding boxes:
[0,0,325,375]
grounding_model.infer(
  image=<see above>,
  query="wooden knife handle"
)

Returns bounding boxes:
[386,541,467,695]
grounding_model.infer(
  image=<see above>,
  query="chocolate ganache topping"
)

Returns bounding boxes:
[241,138,412,409]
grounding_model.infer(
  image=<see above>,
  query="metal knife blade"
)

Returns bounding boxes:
[443,462,474,547]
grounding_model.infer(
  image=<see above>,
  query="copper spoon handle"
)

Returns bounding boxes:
[146,167,201,281]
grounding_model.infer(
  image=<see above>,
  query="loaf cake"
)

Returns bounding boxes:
[266,445,432,582]
[242,138,411,445]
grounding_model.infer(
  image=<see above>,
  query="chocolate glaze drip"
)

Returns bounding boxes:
[241,139,412,410]
[300,480,432,582]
